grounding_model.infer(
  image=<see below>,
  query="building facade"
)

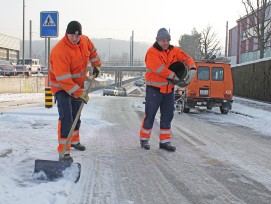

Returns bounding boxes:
[228,3,271,65]
[0,33,20,64]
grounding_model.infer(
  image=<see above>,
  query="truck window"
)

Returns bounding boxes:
[197,66,210,80]
[17,59,32,65]
[212,67,224,81]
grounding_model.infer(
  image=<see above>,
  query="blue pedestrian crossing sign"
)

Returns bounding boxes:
[40,11,59,38]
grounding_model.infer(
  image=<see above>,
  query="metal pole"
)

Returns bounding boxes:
[47,37,50,86]
[22,0,25,66]
[225,21,228,57]
[30,20,32,59]
[45,38,47,68]
[115,71,118,86]
[107,38,112,65]
[131,30,134,66]
[130,36,133,66]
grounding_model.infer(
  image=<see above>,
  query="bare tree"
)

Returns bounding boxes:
[241,0,271,59]
[200,25,222,58]
[179,28,202,60]
[179,26,222,60]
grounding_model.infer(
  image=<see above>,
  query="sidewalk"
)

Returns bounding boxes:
[0,93,44,112]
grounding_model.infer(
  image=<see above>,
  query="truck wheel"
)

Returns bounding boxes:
[183,107,190,113]
[220,107,229,114]
[25,71,30,76]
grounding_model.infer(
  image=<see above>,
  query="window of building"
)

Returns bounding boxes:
[0,48,8,60]
[9,50,18,64]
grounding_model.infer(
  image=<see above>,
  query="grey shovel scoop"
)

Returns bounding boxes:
[34,160,81,182]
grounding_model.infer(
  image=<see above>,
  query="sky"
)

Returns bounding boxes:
[0,88,271,203]
[1,0,245,47]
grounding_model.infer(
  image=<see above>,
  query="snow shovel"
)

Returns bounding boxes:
[34,76,95,182]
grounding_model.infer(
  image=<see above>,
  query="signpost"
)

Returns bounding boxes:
[40,11,59,108]
[40,11,59,38]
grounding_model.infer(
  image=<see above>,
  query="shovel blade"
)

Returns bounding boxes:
[34,159,81,182]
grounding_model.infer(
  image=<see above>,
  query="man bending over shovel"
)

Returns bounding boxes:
[49,21,101,162]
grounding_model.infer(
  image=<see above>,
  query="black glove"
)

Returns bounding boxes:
[92,67,100,78]
[168,75,180,84]
[168,75,186,87]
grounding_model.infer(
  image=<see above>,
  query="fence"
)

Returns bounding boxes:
[232,59,271,102]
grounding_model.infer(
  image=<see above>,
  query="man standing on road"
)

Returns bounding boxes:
[139,28,196,151]
[49,21,101,162]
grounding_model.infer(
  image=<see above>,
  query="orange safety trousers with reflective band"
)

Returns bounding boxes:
[140,126,171,142]
[159,128,171,143]
[57,122,81,154]
[71,129,80,145]
[139,86,175,143]
[55,90,82,154]
[58,120,71,154]
[140,115,152,140]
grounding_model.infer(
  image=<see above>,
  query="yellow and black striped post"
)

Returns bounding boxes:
[45,87,53,108]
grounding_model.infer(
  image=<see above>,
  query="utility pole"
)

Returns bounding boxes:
[130,30,134,66]
[22,0,25,65]
[107,38,112,65]
[29,20,32,59]
[225,21,228,57]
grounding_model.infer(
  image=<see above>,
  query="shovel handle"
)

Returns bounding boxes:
[59,76,95,158]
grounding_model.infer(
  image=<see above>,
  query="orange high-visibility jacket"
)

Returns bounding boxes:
[49,35,101,98]
[145,43,196,93]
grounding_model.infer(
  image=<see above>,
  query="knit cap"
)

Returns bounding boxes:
[156,28,171,42]
[66,21,82,35]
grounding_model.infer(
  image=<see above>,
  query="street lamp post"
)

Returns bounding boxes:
[107,38,112,65]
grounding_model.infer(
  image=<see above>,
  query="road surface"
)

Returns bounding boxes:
[63,95,271,204]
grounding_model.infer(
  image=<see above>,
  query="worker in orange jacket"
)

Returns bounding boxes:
[140,28,196,151]
[49,21,101,162]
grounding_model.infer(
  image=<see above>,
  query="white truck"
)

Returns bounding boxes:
[16,58,41,76]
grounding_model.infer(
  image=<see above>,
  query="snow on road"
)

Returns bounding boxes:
[0,91,270,203]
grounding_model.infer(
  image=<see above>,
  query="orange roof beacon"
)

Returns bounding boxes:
[183,57,233,114]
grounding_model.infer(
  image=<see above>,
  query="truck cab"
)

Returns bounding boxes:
[183,58,233,114]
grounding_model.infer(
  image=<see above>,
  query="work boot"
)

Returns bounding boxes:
[71,143,86,151]
[159,142,176,152]
[59,154,73,162]
[140,140,150,150]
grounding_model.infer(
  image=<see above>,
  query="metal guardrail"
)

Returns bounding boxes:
[0,71,48,77]
[0,66,146,77]
[94,66,146,72]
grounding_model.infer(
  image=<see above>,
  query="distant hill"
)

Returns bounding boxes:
[20,38,152,66]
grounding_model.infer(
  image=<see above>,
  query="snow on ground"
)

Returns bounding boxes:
[196,97,271,137]
[94,74,135,82]
[0,92,113,204]
[0,90,270,203]
[0,93,44,101]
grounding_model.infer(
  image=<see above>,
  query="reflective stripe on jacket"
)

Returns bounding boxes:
[49,35,101,98]
[145,42,195,93]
